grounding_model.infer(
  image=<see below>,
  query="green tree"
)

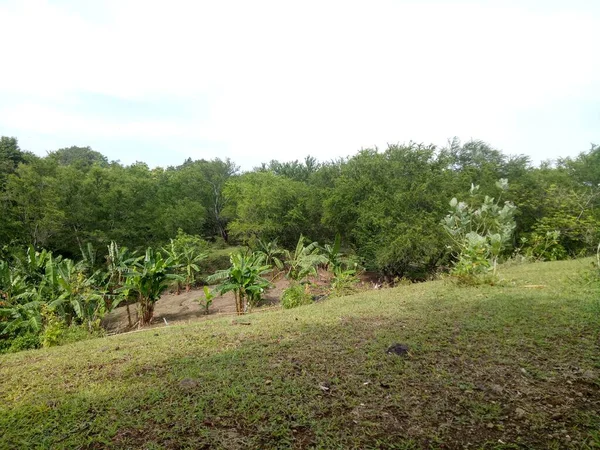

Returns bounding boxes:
[226,171,323,247]
[283,235,327,281]
[124,248,179,327]
[207,251,271,314]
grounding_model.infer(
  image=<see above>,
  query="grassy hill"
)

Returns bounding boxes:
[1,259,599,449]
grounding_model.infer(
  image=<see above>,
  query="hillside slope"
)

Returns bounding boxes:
[1,259,599,449]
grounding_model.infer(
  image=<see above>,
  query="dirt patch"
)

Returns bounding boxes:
[102,269,376,334]
[102,276,290,333]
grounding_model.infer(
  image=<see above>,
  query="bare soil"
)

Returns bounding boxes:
[102,276,289,333]
[103,269,373,333]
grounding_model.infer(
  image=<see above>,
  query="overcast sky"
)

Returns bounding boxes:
[0,0,598,169]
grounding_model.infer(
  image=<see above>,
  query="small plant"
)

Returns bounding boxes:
[196,286,215,315]
[330,266,359,297]
[41,310,67,348]
[520,231,566,262]
[281,283,313,309]
[5,332,40,353]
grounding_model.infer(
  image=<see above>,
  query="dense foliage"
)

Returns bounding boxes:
[1,136,599,349]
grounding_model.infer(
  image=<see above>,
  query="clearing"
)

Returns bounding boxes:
[1,259,599,449]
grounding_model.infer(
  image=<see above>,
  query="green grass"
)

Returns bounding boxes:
[1,259,599,449]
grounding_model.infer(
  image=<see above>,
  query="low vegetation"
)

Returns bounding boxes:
[1,259,598,448]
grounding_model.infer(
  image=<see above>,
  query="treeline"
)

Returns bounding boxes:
[1,136,599,279]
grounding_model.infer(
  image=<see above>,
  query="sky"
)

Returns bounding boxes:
[0,0,599,169]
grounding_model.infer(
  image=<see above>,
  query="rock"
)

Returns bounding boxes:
[386,343,410,356]
[490,384,504,394]
[515,407,526,419]
[179,378,200,390]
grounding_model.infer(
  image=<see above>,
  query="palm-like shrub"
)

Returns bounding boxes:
[320,234,344,271]
[45,258,107,331]
[254,238,284,271]
[124,248,180,327]
[106,242,140,327]
[179,246,207,291]
[284,235,327,281]
[163,233,208,293]
[207,251,271,314]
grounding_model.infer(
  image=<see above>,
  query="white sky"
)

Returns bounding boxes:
[0,0,598,168]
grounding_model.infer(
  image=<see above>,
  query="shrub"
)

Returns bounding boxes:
[196,286,214,315]
[442,181,517,282]
[41,314,67,348]
[41,313,102,348]
[520,231,567,261]
[330,267,360,297]
[6,332,40,353]
[281,283,313,309]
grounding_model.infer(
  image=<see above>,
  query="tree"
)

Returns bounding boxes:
[283,235,327,281]
[47,146,109,169]
[124,248,179,327]
[207,251,271,314]
[226,172,323,247]
[0,136,25,189]
[106,242,140,327]
[323,143,449,278]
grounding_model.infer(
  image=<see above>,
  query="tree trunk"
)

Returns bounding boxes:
[234,291,242,315]
[126,302,132,328]
[138,298,155,327]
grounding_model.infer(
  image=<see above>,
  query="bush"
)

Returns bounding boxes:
[42,313,102,348]
[6,333,41,353]
[330,268,360,297]
[281,283,313,309]
[520,231,567,261]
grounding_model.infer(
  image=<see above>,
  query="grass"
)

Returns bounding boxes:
[1,259,599,449]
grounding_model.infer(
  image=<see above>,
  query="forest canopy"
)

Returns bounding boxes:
[1,136,599,278]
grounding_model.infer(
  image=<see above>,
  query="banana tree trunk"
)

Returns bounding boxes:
[138,297,155,327]
[126,302,132,328]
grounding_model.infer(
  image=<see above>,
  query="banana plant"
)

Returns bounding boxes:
[124,247,180,327]
[207,251,271,314]
[179,246,207,292]
[77,242,98,274]
[161,240,183,294]
[0,296,43,336]
[196,286,215,315]
[0,260,27,305]
[320,233,345,271]
[283,235,328,281]
[14,245,53,285]
[46,258,107,331]
[106,242,140,327]
[254,238,285,271]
